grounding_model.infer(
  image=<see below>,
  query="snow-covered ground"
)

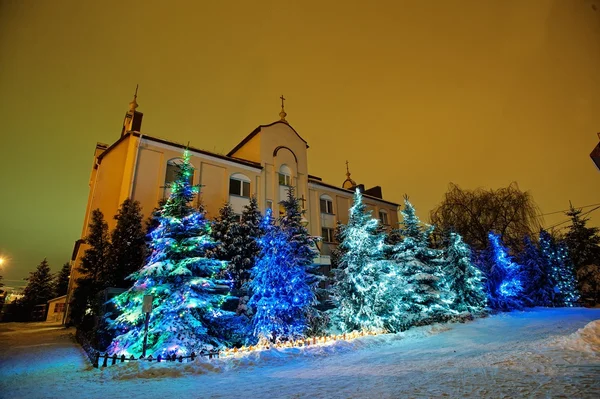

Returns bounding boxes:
[1,308,599,399]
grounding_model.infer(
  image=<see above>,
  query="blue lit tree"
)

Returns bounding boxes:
[248,209,315,343]
[441,232,487,313]
[279,187,325,336]
[518,235,555,307]
[107,150,231,357]
[480,232,524,311]
[330,189,393,333]
[391,198,448,325]
[539,230,579,307]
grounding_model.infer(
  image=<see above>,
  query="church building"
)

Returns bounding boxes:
[65,92,400,318]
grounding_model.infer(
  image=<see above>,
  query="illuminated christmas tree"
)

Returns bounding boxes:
[107,149,230,357]
[391,198,447,325]
[539,230,579,307]
[441,232,487,313]
[248,208,315,343]
[481,232,524,310]
[330,189,392,333]
[518,236,555,307]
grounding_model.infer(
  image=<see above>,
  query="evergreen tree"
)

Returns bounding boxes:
[70,209,110,325]
[54,262,71,297]
[249,209,315,342]
[107,199,147,288]
[479,233,524,311]
[518,236,554,307]
[329,221,346,270]
[564,205,600,269]
[330,189,392,333]
[539,230,579,307]
[233,196,263,290]
[279,187,326,336]
[21,259,55,311]
[441,232,487,313]
[391,198,447,325]
[210,202,239,275]
[107,150,231,357]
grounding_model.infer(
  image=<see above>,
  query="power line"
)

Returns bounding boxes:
[545,205,600,231]
[537,202,600,217]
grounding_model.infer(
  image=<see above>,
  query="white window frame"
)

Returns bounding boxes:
[229,173,251,198]
[321,227,335,243]
[320,195,334,214]
[379,209,389,225]
[278,165,292,186]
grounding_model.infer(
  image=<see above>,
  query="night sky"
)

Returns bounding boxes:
[0,0,599,289]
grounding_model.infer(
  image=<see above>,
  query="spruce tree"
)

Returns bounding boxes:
[442,232,487,313]
[539,230,579,307]
[21,259,55,317]
[480,233,524,311]
[249,209,315,342]
[330,189,392,333]
[70,209,110,325]
[518,236,554,307]
[106,199,147,288]
[232,196,262,291]
[210,202,239,273]
[107,149,232,357]
[564,205,600,269]
[54,262,71,297]
[391,198,447,324]
[279,187,325,336]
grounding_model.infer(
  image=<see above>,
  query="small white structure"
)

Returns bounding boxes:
[46,295,67,322]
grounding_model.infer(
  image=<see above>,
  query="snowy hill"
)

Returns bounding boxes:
[1,308,599,398]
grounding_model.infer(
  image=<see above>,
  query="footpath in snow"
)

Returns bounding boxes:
[0,308,599,399]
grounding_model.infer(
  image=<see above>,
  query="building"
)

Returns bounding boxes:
[46,295,67,322]
[65,93,400,316]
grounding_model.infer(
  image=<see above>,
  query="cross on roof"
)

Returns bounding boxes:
[280,95,286,109]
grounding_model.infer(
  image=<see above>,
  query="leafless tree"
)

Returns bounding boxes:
[430,182,542,252]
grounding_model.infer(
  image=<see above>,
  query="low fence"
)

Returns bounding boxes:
[93,349,220,368]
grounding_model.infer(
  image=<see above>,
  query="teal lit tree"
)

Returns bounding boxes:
[441,232,487,313]
[391,198,447,325]
[480,232,524,310]
[248,208,315,343]
[330,189,392,333]
[107,150,230,357]
[539,230,579,307]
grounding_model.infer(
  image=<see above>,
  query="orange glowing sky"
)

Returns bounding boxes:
[0,0,599,287]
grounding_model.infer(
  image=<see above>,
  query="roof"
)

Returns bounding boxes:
[308,178,400,207]
[47,295,67,303]
[227,120,309,157]
[97,132,262,170]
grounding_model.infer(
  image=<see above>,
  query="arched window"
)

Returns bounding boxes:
[165,158,193,187]
[229,173,250,198]
[278,164,292,186]
[320,194,334,214]
[379,209,389,225]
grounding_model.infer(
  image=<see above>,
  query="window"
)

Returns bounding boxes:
[165,158,193,187]
[379,209,389,225]
[229,174,250,198]
[321,227,335,243]
[54,303,65,313]
[279,203,286,217]
[320,195,334,214]
[279,165,292,186]
[266,200,273,210]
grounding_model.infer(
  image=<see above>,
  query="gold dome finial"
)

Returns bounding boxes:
[279,94,288,123]
[342,160,357,189]
[128,84,139,112]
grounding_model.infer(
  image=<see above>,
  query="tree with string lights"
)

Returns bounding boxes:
[538,230,579,307]
[107,149,231,357]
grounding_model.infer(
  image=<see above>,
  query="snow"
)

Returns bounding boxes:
[1,308,599,398]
